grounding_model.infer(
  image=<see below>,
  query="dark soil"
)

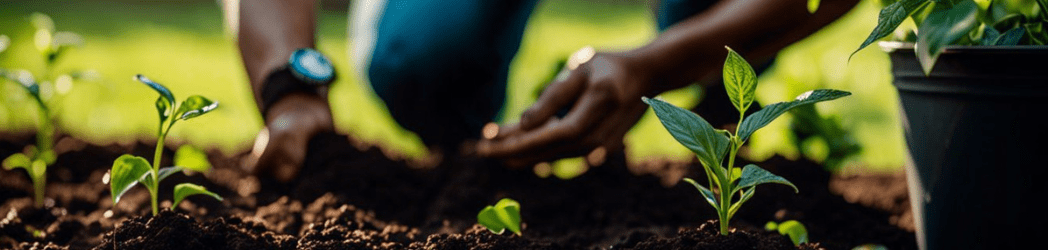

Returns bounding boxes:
[0,132,917,250]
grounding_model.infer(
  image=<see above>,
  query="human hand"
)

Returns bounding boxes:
[476,51,654,167]
[241,92,333,182]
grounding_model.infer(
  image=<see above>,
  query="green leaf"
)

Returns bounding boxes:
[765,221,779,231]
[722,46,758,113]
[1039,0,1048,21]
[155,97,170,125]
[156,166,184,183]
[477,206,506,234]
[981,25,1001,45]
[992,13,1024,30]
[853,0,927,59]
[915,0,978,75]
[682,178,719,209]
[174,145,211,173]
[495,198,522,235]
[777,220,809,246]
[109,154,152,204]
[808,0,820,13]
[175,95,218,121]
[3,153,31,170]
[994,26,1026,45]
[38,149,56,166]
[643,97,730,174]
[738,89,851,142]
[172,183,222,209]
[476,198,523,235]
[135,74,175,118]
[138,170,156,192]
[1,70,34,95]
[728,187,756,218]
[9,71,40,97]
[974,0,991,11]
[733,164,798,194]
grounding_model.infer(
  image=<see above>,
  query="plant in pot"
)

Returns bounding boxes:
[852,0,1048,249]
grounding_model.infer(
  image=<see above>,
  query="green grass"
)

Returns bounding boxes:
[0,0,906,172]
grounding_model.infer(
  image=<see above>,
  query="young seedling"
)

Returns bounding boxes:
[107,74,221,215]
[0,13,93,208]
[477,198,522,236]
[643,46,850,235]
[765,220,809,246]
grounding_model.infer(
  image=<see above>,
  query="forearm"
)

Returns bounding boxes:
[629,0,859,95]
[238,0,317,108]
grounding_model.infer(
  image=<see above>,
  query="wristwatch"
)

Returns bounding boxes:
[260,48,336,116]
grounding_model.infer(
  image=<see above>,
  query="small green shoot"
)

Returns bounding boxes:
[107,75,221,215]
[765,220,809,246]
[643,46,850,235]
[477,198,522,236]
[0,13,93,208]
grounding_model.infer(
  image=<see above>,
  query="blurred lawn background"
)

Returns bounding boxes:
[0,0,906,174]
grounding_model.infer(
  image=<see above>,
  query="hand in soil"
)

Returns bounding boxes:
[242,92,334,182]
[476,52,650,167]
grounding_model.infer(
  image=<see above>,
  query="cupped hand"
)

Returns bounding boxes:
[476,52,654,167]
[241,92,333,182]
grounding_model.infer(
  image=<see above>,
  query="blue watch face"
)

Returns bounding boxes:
[289,48,335,85]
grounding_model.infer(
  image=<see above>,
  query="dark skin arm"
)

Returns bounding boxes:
[238,0,333,182]
[476,0,859,166]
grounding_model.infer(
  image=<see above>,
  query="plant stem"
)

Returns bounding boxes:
[149,118,176,215]
[33,173,45,208]
[720,138,740,235]
[33,96,51,208]
[150,131,165,215]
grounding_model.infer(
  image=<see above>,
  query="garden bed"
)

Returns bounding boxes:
[1,132,916,250]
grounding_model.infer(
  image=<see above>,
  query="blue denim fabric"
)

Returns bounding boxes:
[367,0,715,147]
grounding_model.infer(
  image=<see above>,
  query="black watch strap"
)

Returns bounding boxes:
[260,68,318,116]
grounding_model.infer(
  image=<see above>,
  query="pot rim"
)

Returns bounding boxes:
[878,41,1048,54]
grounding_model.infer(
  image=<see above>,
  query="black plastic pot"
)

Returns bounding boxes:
[882,42,1048,250]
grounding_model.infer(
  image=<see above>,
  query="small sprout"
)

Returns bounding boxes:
[644,46,850,235]
[0,14,92,209]
[108,75,221,215]
[3,153,47,208]
[477,198,522,236]
[765,220,809,246]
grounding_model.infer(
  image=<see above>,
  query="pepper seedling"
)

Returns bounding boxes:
[107,74,221,215]
[477,198,522,236]
[1,13,94,208]
[765,220,809,246]
[643,46,850,235]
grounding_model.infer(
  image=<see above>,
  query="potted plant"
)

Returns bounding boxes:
[853,0,1048,249]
